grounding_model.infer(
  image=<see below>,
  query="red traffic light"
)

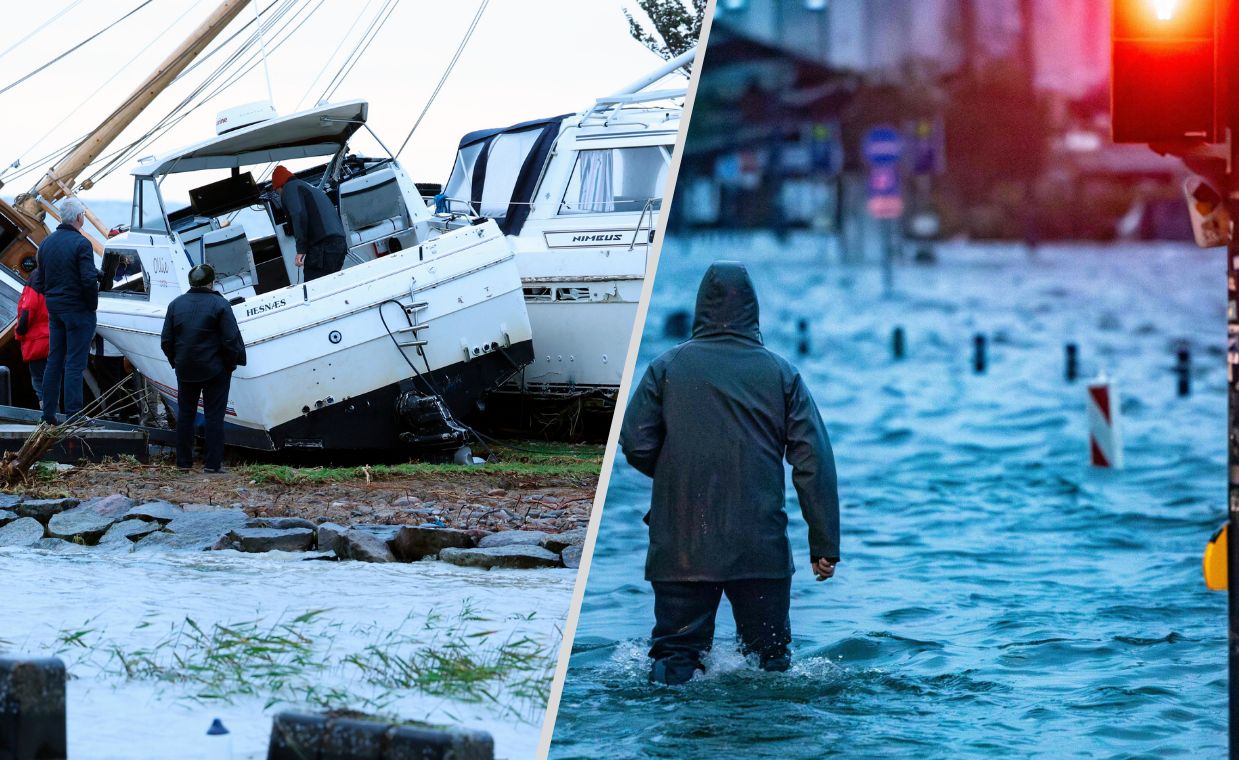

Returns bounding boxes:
[1111,0,1219,143]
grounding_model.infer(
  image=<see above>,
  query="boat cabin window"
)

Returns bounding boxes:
[559,146,670,215]
[0,209,22,259]
[131,178,169,234]
[99,248,148,300]
[0,265,22,328]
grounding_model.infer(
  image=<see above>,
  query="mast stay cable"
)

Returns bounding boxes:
[395,0,489,158]
[1,0,284,189]
[0,0,159,99]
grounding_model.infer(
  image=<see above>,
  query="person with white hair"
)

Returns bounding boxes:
[35,196,102,424]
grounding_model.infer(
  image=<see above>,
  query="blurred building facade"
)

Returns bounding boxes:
[673,0,1187,244]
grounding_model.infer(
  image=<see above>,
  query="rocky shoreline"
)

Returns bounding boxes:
[0,494,586,569]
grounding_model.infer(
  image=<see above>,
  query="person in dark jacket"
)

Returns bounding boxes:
[160,264,247,473]
[15,259,50,406]
[37,197,102,424]
[620,261,840,686]
[271,165,347,282]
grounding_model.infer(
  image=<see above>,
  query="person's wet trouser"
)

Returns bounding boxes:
[176,371,231,470]
[41,310,95,423]
[649,577,792,685]
[303,236,347,282]
[27,359,46,407]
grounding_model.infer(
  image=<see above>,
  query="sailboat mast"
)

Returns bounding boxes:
[17,0,249,226]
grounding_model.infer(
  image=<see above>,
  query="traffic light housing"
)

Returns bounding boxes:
[1112,0,1221,143]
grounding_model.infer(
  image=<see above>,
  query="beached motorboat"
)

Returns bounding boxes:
[440,51,690,427]
[95,99,533,451]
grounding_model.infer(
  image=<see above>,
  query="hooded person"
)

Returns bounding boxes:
[619,260,840,686]
[15,258,50,406]
[160,264,247,473]
[271,165,347,282]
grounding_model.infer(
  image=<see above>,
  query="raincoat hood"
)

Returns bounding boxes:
[691,261,761,342]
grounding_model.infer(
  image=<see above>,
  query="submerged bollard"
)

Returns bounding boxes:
[973,334,987,374]
[892,327,906,360]
[0,657,67,760]
[1065,343,1079,383]
[1175,344,1191,397]
[268,711,494,760]
[796,318,810,356]
[664,309,691,341]
[1087,376,1124,469]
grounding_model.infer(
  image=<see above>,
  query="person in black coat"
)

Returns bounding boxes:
[37,197,102,424]
[620,261,840,685]
[160,264,247,473]
[271,165,347,282]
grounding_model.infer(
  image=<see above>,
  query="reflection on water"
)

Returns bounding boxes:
[0,546,574,759]
[551,236,1226,759]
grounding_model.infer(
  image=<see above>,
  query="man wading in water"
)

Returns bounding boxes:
[620,261,840,685]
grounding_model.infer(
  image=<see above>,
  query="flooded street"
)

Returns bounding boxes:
[551,235,1227,758]
[0,546,574,759]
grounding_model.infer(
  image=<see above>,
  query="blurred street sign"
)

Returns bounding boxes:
[862,125,904,165]
[809,122,843,175]
[910,118,946,176]
[867,163,903,219]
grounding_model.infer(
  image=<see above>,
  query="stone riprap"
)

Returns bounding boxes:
[0,517,45,547]
[16,498,78,523]
[124,501,182,523]
[478,530,551,549]
[390,525,475,560]
[229,527,316,553]
[0,493,585,568]
[439,545,562,570]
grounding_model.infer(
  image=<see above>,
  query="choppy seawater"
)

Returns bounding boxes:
[0,547,573,759]
[550,235,1227,759]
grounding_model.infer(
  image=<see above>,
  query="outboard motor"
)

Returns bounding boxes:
[396,391,469,448]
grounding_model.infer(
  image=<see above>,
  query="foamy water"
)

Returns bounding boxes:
[550,235,1226,758]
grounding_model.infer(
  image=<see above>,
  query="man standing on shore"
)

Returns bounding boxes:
[620,261,840,685]
[161,264,246,473]
[271,165,347,282]
[37,197,101,424]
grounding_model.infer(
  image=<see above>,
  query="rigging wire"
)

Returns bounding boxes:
[80,0,309,188]
[395,0,489,158]
[319,0,400,103]
[0,0,159,99]
[0,0,200,183]
[0,0,85,65]
[295,0,379,109]
[0,0,283,188]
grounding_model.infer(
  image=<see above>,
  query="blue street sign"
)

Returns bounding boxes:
[862,125,904,165]
[910,117,945,176]
[809,122,843,175]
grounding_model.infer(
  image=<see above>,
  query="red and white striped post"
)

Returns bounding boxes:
[1087,376,1124,469]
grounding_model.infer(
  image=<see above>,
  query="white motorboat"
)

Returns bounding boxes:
[439,51,690,420]
[96,100,534,451]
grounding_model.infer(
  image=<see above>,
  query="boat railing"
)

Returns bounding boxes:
[628,197,659,251]
[578,89,687,126]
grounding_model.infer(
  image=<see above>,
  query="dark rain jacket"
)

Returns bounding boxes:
[620,261,840,582]
[36,224,100,314]
[160,287,247,383]
[281,178,345,252]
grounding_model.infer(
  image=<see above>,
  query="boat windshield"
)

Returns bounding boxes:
[444,116,565,235]
[559,146,670,215]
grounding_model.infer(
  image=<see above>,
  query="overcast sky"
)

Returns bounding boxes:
[0,0,677,204]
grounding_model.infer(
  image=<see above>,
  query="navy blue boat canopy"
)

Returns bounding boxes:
[444,114,571,235]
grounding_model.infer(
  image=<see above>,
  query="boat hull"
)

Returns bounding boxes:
[97,223,534,451]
